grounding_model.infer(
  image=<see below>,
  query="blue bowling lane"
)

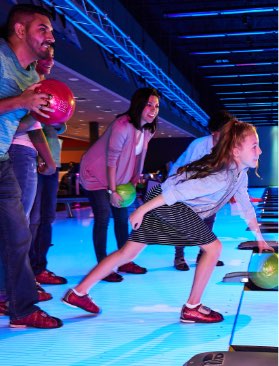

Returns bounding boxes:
[0,188,277,365]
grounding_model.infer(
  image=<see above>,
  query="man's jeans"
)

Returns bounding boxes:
[29,169,59,275]
[8,144,38,219]
[0,159,38,319]
[86,189,129,263]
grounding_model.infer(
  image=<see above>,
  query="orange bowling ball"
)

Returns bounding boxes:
[31,79,76,124]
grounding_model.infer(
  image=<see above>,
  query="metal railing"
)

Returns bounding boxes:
[41,0,209,127]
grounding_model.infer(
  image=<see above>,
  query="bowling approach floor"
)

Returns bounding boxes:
[0,188,277,366]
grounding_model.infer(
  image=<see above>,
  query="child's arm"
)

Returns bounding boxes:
[129,194,165,230]
[247,217,275,253]
[28,129,56,175]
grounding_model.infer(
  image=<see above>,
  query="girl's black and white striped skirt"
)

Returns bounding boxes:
[128,184,217,247]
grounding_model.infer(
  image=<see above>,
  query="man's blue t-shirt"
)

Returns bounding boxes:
[0,38,39,159]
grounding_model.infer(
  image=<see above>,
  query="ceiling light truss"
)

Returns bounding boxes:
[41,0,208,127]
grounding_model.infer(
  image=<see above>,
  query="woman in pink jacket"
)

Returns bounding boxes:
[79,88,160,282]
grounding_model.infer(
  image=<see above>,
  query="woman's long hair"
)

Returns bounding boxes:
[177,119,257,180]
[117,87,160,133]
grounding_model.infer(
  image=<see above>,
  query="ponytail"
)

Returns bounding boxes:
[177,119,257,180]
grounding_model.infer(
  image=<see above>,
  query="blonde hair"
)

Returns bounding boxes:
[177,119,257,179]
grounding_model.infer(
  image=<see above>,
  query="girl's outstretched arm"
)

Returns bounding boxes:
[129,194,166,230]
[247,217,275,253]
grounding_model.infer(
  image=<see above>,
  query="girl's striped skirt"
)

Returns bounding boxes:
[128,184,217,246]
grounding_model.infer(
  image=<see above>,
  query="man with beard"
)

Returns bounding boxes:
[0,4,62,328]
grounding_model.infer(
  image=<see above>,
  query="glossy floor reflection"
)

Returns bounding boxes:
[0,188,277,366]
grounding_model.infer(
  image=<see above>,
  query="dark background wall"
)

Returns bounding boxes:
[249,126,278,187]
[145,127,278,188]
[144,137,193,173]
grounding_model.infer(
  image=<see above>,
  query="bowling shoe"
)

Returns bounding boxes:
[36,269,67,285]
[10,309,62,329]
[36,283,53,302]
[0,301,9,316]
[102,272,123,282]
[62,289,101,314]
[118,262,147,274]
[180,304,224,323]
[174,257,190,271]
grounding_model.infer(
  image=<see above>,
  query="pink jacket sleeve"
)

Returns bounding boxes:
[107,116,130,167]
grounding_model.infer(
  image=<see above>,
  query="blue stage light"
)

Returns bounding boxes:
[199,62,276,68]
[212,82,278,86]
[190,48,277,55]
[220,96,277,100]
[217,91,275,95]
[164,7,278,18]
[179,30,277,39]
[206,73,277,78]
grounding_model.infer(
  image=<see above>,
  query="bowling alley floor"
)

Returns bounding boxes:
[0,188,277,366]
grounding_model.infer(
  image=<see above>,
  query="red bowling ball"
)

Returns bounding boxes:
[31,79,76,125]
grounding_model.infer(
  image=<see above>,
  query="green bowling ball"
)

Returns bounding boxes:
[249,253,278,290]
[116,183,136,208]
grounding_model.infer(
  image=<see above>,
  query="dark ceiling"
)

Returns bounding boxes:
[118,0,278,127]
[1,0,277,141]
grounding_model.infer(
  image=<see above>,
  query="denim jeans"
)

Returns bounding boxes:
[85,189,129,263]
[0,159,39,319]
[8,144,38,219]
[29,169,59,275]
[175,213,216,257]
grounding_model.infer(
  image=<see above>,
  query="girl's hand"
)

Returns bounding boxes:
[129,208,144,230]
[258,240,275,253]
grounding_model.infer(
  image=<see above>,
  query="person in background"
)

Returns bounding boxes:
[79,88,159,282]
[0,4,62,328]
[7,46,57,303]
[29,45,67,286]
[62,120,273,323]
[168,110,234,271]
[58,161,79,195]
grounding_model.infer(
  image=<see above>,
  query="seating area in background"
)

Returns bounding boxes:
[56,169,164,218]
